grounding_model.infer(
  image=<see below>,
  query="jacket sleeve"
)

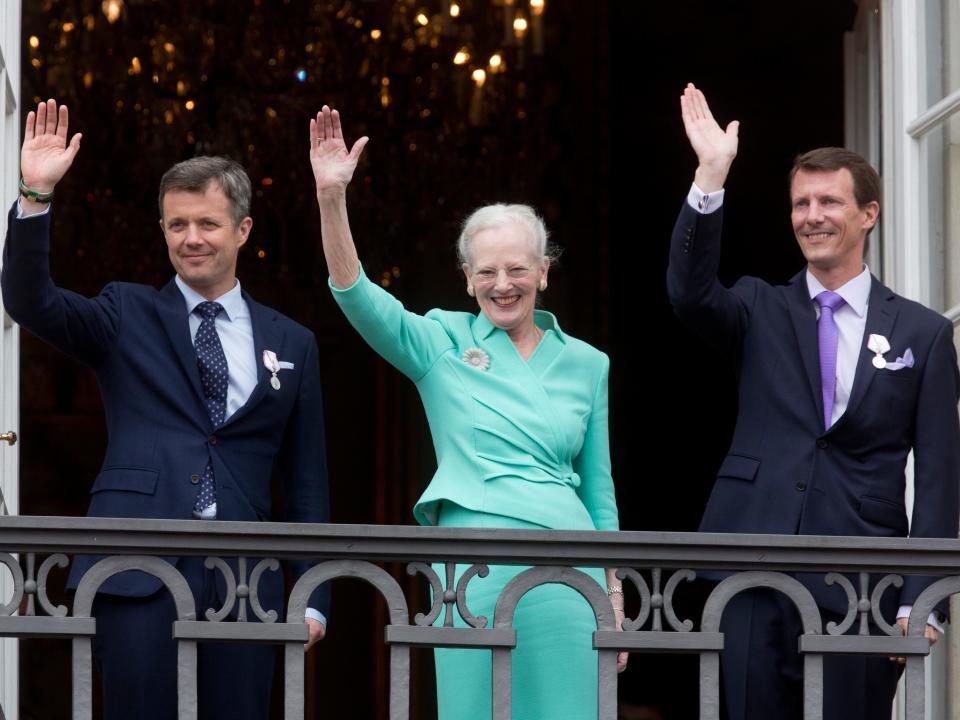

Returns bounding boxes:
[900,317,960,612]
[666,201,756,355]
[1,203,120,366]
[329,265,454,381]
[573,353,619,531]
[275,333,331,617]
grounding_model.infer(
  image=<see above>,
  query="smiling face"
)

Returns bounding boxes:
[790,168,878,285]
[462,222,549,333]
[160,183,252,300]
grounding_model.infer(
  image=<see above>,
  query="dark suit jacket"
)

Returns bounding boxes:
[1,204,330,617]
[667,201,960,617]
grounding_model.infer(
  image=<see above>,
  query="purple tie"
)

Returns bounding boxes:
[816,290,846,430]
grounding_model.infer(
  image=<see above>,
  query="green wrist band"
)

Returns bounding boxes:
[19,179,54,203]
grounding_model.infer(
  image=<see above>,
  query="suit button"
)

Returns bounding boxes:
[190,474,201,485]
[209,435,217,445]
[796,482,807,491]
[816,439,828,449]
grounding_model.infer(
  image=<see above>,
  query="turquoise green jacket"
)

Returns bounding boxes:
[331,269,618,532]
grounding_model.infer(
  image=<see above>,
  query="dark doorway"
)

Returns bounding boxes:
[16,1,854,717]
[609,2,854,716]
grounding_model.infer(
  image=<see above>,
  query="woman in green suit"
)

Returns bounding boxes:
[310,105,625,718]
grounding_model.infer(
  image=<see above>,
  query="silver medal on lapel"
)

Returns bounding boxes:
[867,333,890,370]
[263,349,281,390]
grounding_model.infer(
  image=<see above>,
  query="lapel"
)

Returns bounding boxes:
[786,270,824,425]
[526,310,565,376]
[223,290,285,428]
[154,279,207,408]
[472,310,566,459]
[829,275,898,433]
[472,308,555,376]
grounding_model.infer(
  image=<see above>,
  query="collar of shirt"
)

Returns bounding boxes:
[805,265,871,427]
[472,308,567,343]
[805,265,871,318]
[174,275,249,321]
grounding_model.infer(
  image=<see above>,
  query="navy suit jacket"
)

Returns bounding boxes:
[1,204,330,617]
[667,202,960,617]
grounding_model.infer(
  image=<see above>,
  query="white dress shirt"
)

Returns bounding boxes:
[175,275,257,425]
[805,268,871,427]
[686,183,941,632]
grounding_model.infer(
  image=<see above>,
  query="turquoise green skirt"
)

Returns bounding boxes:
[434,503,605,720]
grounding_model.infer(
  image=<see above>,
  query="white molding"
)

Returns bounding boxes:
[943,302,960,325]
[0,3,19,719]
[881,0,929,305]
[845,0,883,273]
[882,2,948,716]
[907,87,960,138]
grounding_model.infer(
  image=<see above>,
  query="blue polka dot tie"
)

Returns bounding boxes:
[193,301,228,516]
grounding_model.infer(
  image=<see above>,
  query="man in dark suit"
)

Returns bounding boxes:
[667,84,960,720]
[1,99,330,719]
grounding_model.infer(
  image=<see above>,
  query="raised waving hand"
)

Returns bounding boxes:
[309,105,368,196]
[21,99,82,197]
[679,83,738,193]
[311,106,367,288]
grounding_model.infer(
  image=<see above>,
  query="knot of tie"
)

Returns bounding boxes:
[815,290,845,314]
[195,301,224,321]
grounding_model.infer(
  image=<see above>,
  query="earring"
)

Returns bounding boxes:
[467,286,475,297]
[539,279,547,291]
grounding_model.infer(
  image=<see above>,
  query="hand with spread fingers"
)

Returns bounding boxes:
[309,105,368,197]
[21,98,82,200]
[679,82,739,193]
[310,105,370,289]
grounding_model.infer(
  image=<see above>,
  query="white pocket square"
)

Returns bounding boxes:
[278,361,295,370]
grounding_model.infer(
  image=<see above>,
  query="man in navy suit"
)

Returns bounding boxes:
[1,100,330,719]
[667,84,960,720]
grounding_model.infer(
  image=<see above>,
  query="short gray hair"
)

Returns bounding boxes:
[158,156,252,227]
[457,203,557,267]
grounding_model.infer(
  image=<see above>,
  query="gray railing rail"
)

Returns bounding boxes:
[0,516,956,719]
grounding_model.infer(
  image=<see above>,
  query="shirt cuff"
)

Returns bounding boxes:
[897,605,944,634]
[686,182,725,215]
[15,197,51,219]
[305,608,327,627]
